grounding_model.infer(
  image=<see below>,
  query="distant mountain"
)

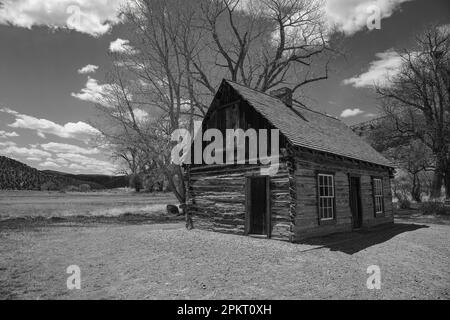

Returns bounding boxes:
[42,170,129,189]
[0,156,128,190]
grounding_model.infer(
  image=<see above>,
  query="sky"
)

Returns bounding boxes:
[0,0,449,175]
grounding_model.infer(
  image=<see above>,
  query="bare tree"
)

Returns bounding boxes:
[93,64,187,203]
[94,0,336,228]
[377,25,450,199]
[196,0,333,93]
[121,0,335,115]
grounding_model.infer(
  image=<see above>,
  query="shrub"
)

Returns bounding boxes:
[65,185,79,192]
[129,174,143,192]
[419,201,450,216]
[398,198,411,209]
[40,181,59,191]
[79,184,91,192]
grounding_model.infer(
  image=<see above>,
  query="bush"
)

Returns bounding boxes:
[419,201,450,216]
[129,174,143,192]
[65,185,79,192]
[40,181,59,191]
[398,198,411,209]
[79,184,91,192]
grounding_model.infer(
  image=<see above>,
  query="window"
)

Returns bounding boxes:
[373,178,384,215]
[318,174,335,220]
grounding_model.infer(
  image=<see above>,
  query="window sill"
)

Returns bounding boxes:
[375,212,385,218]
[319,218,336,226]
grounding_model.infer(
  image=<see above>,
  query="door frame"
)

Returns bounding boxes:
[245,175,271,238]
[348,175,363,229]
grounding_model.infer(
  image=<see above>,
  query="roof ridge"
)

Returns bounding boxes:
[291,102,340,121]
[350,114,388,128]
[225,79,340,122]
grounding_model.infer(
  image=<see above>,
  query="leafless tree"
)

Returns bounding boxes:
[121,0,335,115]
[377,25,450,199]
[92,64,187,203]
[95,0,336,217]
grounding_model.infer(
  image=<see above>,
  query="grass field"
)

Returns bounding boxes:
[0,190,177,222]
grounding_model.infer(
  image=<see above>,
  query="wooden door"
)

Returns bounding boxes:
[349,176,362,229]
[245,176,270,236]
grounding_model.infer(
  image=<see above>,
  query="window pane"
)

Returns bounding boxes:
[374,179,383,196]
[373,178,384,214]
[318,174,335,220]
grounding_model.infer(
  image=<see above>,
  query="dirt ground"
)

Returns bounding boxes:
[1,220,449,300]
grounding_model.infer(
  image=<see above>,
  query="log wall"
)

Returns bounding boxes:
[187,161,293,241]
[186,149,394,243]
[293,149,394,241]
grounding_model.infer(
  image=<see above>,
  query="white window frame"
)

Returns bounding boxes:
[317,174,335,221]
[373,178,384,214]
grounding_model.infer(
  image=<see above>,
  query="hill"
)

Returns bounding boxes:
[42,170,128,189]
[0,156,128,190]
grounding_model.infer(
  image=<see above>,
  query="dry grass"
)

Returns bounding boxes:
[1,220,449,300]
[0,190,177,221]
[395,208,450,225]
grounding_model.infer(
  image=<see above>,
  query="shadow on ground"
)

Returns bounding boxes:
[297,223,429,255]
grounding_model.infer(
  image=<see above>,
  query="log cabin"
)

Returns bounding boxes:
[184,79,394,242]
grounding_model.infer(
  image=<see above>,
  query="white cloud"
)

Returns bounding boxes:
[325,0,411,35]
[438,24,450,36]
[78,64,99,74]
[115,107,148,121]
[132,108,149,121]
[53,157,69,165]
[56,152,118,174]
[0,0,128,37]
[71,77,114,106]
[68,163,86,171]
[109,38,135,53]
[0,141,17,147]
[340,108,364,118]
[0,130,19,138]
[0,144,52,158]
[39,160,60,168]
[0,139,116,173]
[37,131,46,139]
[342,50,403,88]
[0,107,99,142]
[0,0,411,38]
[41,142,99,155]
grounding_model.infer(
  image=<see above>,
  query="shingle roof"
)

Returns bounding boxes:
[224,80,392,168]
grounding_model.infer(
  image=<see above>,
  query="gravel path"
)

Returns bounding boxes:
[1,221,449,299]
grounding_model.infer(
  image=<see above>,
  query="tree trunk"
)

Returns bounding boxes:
[165,170,193,229]
[165,171,185,204]
[411,174,422,202]
[430,171,443,198]
[444,167,450,200]
[430,159,445,199]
